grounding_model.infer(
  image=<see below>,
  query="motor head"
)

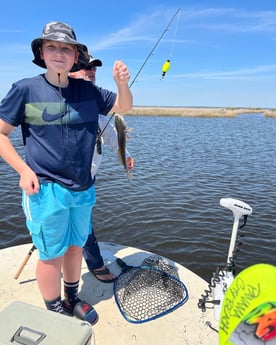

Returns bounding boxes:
[220,198,252,219]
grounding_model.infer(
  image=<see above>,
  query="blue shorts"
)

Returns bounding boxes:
[22,183,96,260]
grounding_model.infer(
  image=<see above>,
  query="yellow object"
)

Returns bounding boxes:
[219,263,276,344]
[161,59,171,78]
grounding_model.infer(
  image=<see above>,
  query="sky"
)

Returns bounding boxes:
[1,0,276,108]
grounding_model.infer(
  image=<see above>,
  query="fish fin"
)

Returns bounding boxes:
[127,171,133,180]
[125,128,133,140]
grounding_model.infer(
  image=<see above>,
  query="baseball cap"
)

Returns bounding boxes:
[86,55,102,67]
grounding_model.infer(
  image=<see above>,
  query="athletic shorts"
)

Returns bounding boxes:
[22,182,96,260]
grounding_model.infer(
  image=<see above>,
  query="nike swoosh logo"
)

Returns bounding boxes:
[42,108,66,122]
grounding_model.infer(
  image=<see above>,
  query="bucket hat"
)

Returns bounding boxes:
[31,21,90,72]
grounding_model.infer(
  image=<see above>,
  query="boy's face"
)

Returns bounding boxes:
[40,40,79,73]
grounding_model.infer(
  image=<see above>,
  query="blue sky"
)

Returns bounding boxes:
[1,0,276,108]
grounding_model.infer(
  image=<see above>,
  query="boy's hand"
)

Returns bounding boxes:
[19,169,40,195]
[113,61,130,86]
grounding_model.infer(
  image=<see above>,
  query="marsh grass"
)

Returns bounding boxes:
[125,106,275,118]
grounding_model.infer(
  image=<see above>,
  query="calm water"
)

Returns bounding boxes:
[0,114,275,282]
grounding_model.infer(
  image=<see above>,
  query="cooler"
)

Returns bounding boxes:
[0,301,93,345]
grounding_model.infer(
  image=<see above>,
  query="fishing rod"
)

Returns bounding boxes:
[129,8,181,88]
[99,8,182,135]
[14,244,36,279]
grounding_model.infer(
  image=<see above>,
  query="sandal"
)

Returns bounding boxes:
[63,299,99,325]
[91,266,116,283]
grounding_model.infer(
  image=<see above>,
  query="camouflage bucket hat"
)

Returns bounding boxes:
[31,21,89,72]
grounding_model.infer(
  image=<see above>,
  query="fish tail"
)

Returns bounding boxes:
[127,170,133,180]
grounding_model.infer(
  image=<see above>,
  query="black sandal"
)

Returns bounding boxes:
[91,267,116,283]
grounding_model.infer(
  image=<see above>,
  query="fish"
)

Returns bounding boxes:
[114,113,133,179]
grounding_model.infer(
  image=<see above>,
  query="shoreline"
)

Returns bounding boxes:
[125,106,276,118]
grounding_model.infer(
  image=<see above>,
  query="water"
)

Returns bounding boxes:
[0,114,275,282]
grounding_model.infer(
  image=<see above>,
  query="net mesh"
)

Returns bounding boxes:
[114,255,188,323]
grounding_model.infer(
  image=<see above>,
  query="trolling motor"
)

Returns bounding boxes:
[198,198,253,321]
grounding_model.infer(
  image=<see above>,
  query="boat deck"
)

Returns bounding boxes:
[0,242,219,345]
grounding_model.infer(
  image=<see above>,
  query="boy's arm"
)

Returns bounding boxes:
[0,119,39,195]
[110,61,133,114]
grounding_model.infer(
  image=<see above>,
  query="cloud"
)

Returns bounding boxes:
[172,64,276,81]
[182,7,276,33]
[89,6,276,54]
[89,8,182,51]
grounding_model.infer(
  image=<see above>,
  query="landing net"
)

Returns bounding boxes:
[113,255,188,323]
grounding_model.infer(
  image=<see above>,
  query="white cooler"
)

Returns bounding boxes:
[0,301,93,345]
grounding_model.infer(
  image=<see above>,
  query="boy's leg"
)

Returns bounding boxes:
[62,246,83,310]
[22,183,86,312]
[60,224,97,321]
[36,257,64,313]
[63,245,83,283]
[36,257,63,300]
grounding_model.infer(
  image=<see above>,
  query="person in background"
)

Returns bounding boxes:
[70,58,134,283]
[69,55,101,82]
[0,21,132,324]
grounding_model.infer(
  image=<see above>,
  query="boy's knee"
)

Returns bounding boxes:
[66,245,82,255]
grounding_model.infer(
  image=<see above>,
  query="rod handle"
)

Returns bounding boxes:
[14,245,36,279]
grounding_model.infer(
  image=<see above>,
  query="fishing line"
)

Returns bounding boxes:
[129,8,182,88]
[160,8,181,80]
[168,8,181,59]
[99,8,182,136]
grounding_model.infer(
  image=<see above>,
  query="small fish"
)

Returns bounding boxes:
[114,113,133,179]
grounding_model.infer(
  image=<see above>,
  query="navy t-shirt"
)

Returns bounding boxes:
[0,74,116,191]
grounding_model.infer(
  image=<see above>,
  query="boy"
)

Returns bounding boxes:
[0,21,132,324]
